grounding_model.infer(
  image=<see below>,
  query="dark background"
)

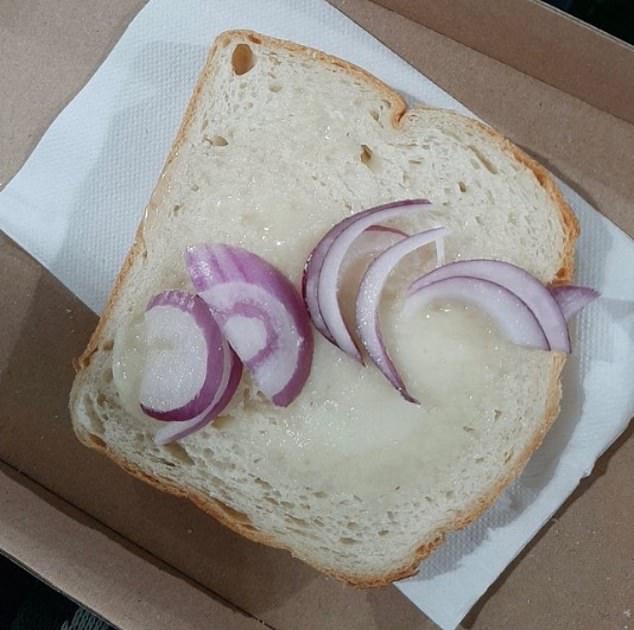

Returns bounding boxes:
[546,0,634,44]
[1,1,631,629]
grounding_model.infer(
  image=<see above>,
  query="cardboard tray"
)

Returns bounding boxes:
[0,1,632,628]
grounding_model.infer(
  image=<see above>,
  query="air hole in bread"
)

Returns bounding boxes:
[462,425,475,433]
[360,144,380,173]
[409,159,422,165]
[469,145,498,174]
[458,181,467,193]
[163,442,194,466]
[339,537,358,545]
[378,529,389,536]
[254,477,272,489]
[208,135,228,147]
[494,409,502,420]
[313,490,327,498]
[269,82,282,93]
[503,449,514,463]
[232,44,255,76]
[201,118,208,131]
[191,184,199,192]
[171,204,182,216]
[103,368,113,385]
[369,109,380,122]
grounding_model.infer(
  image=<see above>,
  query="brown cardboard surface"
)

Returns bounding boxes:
[0,463,262,630]
[0,1,632,630]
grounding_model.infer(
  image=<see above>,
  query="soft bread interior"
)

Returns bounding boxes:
[70,31,570,583]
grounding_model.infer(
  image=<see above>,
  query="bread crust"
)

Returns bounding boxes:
[70,31,577,587]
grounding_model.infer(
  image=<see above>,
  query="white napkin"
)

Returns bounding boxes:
[1,1,632,628]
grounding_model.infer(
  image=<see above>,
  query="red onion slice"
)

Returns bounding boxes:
[186,244,313,407]
[314,199,431,360]
[303,222,409,343]
[154,347,242,446]
[356,227,449,402]
[139,291,226,421]
[405,276,549,350]
[551,285,599,320]
[408,259,571,352]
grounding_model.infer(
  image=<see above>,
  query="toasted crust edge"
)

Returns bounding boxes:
[70,30,576,587]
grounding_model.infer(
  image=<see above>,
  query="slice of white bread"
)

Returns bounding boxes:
[69,31,578,586]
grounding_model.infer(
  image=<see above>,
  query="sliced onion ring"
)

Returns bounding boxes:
[550,285,599,320]
[303,222,409,343]
[408,259,571,352]
[186,244,313,407]
[154,347,242,446]
[405,276,549,350]
[312,199,431,360]
[139,291,226,421]
[356,227,449,402]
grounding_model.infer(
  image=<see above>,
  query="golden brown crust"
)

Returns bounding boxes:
[71,30,577,587]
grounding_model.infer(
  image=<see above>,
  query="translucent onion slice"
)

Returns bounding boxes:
[408,259,571,352]
[154,346,242,445]
[550,285,599,320]
[405,276,549,350]
[139,290,227,421]
[307,199,431,360]
[356,227,449,402]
